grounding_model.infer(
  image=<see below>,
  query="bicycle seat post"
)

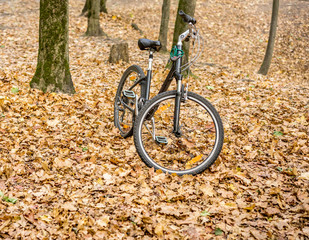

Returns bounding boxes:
[145,49,154,100]
[147,49,154,71]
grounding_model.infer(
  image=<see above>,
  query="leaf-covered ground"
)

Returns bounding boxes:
[0,0,308,239]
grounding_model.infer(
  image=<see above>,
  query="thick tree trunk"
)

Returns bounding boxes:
[85,0,103,36]
[100,0,107,14]
[258,0,279,75]
[30,0,75,94]
[81,0,107,16]
[172,0,196,75]
[158,0,171,52]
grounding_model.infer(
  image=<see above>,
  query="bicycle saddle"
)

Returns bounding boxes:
[138,39,161,52]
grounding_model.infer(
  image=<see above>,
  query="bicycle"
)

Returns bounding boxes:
[114,11,224,175]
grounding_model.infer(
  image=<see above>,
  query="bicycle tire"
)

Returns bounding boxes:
[114,65,145,138]
[133,90,224,175]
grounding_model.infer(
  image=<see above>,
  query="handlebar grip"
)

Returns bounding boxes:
[179,10,196,25]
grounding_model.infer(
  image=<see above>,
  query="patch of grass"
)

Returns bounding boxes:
[0,191,17,204]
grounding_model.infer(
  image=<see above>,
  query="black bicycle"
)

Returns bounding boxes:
[114,11,224,175]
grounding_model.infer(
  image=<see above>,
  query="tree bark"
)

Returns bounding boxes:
[85,0,103,36]
[258,0,279,75]
[100,0,107,14]
[81,0,107,16]
[172,0,196,75]
[158,0,171,52]
[81,0,90,16]
[30,0,75,94]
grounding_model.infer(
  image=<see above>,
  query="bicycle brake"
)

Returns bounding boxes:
[181,83,188,102]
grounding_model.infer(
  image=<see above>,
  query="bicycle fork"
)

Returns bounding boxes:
[173,42,185,138]
[173,73,183,137]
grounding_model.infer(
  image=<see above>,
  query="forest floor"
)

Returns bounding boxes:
[0,0,308,239]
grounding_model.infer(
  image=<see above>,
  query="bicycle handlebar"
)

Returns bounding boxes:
[179,10,196,25]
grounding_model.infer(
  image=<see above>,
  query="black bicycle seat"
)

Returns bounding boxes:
[138,39,161,52]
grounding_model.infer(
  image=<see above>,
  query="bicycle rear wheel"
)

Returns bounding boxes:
[133,90,224,175]
[114,65,145,138]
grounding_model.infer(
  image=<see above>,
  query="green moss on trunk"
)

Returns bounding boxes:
[30,0,75,94]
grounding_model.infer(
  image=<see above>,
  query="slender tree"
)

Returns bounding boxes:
[81,0,107,16]
[158,0,171,52]
[30,0,75,94]
[172,0,196,75]
[85,0,104,36]
[258,0,280,75]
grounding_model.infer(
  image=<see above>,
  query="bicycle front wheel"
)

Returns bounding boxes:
[133,91,224,175]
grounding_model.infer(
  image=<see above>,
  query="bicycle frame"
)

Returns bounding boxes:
[129,54,182,137]
[128,27,192,136]
[128,55,177,100]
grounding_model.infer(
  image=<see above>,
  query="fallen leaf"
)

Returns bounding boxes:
[62,202,77,211]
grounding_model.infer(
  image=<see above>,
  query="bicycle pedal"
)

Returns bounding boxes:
[123,90,136,99]
[155,136,168,145]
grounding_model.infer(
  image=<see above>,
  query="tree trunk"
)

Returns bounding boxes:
[100,0,107,14]
[172,0,196,75]
[85,0,103,36]
[81,0,107,16]
[158,0,171,52]
[30,0,75,94]
[258,0,279,75]
[81,0,90,16]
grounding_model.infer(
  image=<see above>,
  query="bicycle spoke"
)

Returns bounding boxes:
[144,117,156,140]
